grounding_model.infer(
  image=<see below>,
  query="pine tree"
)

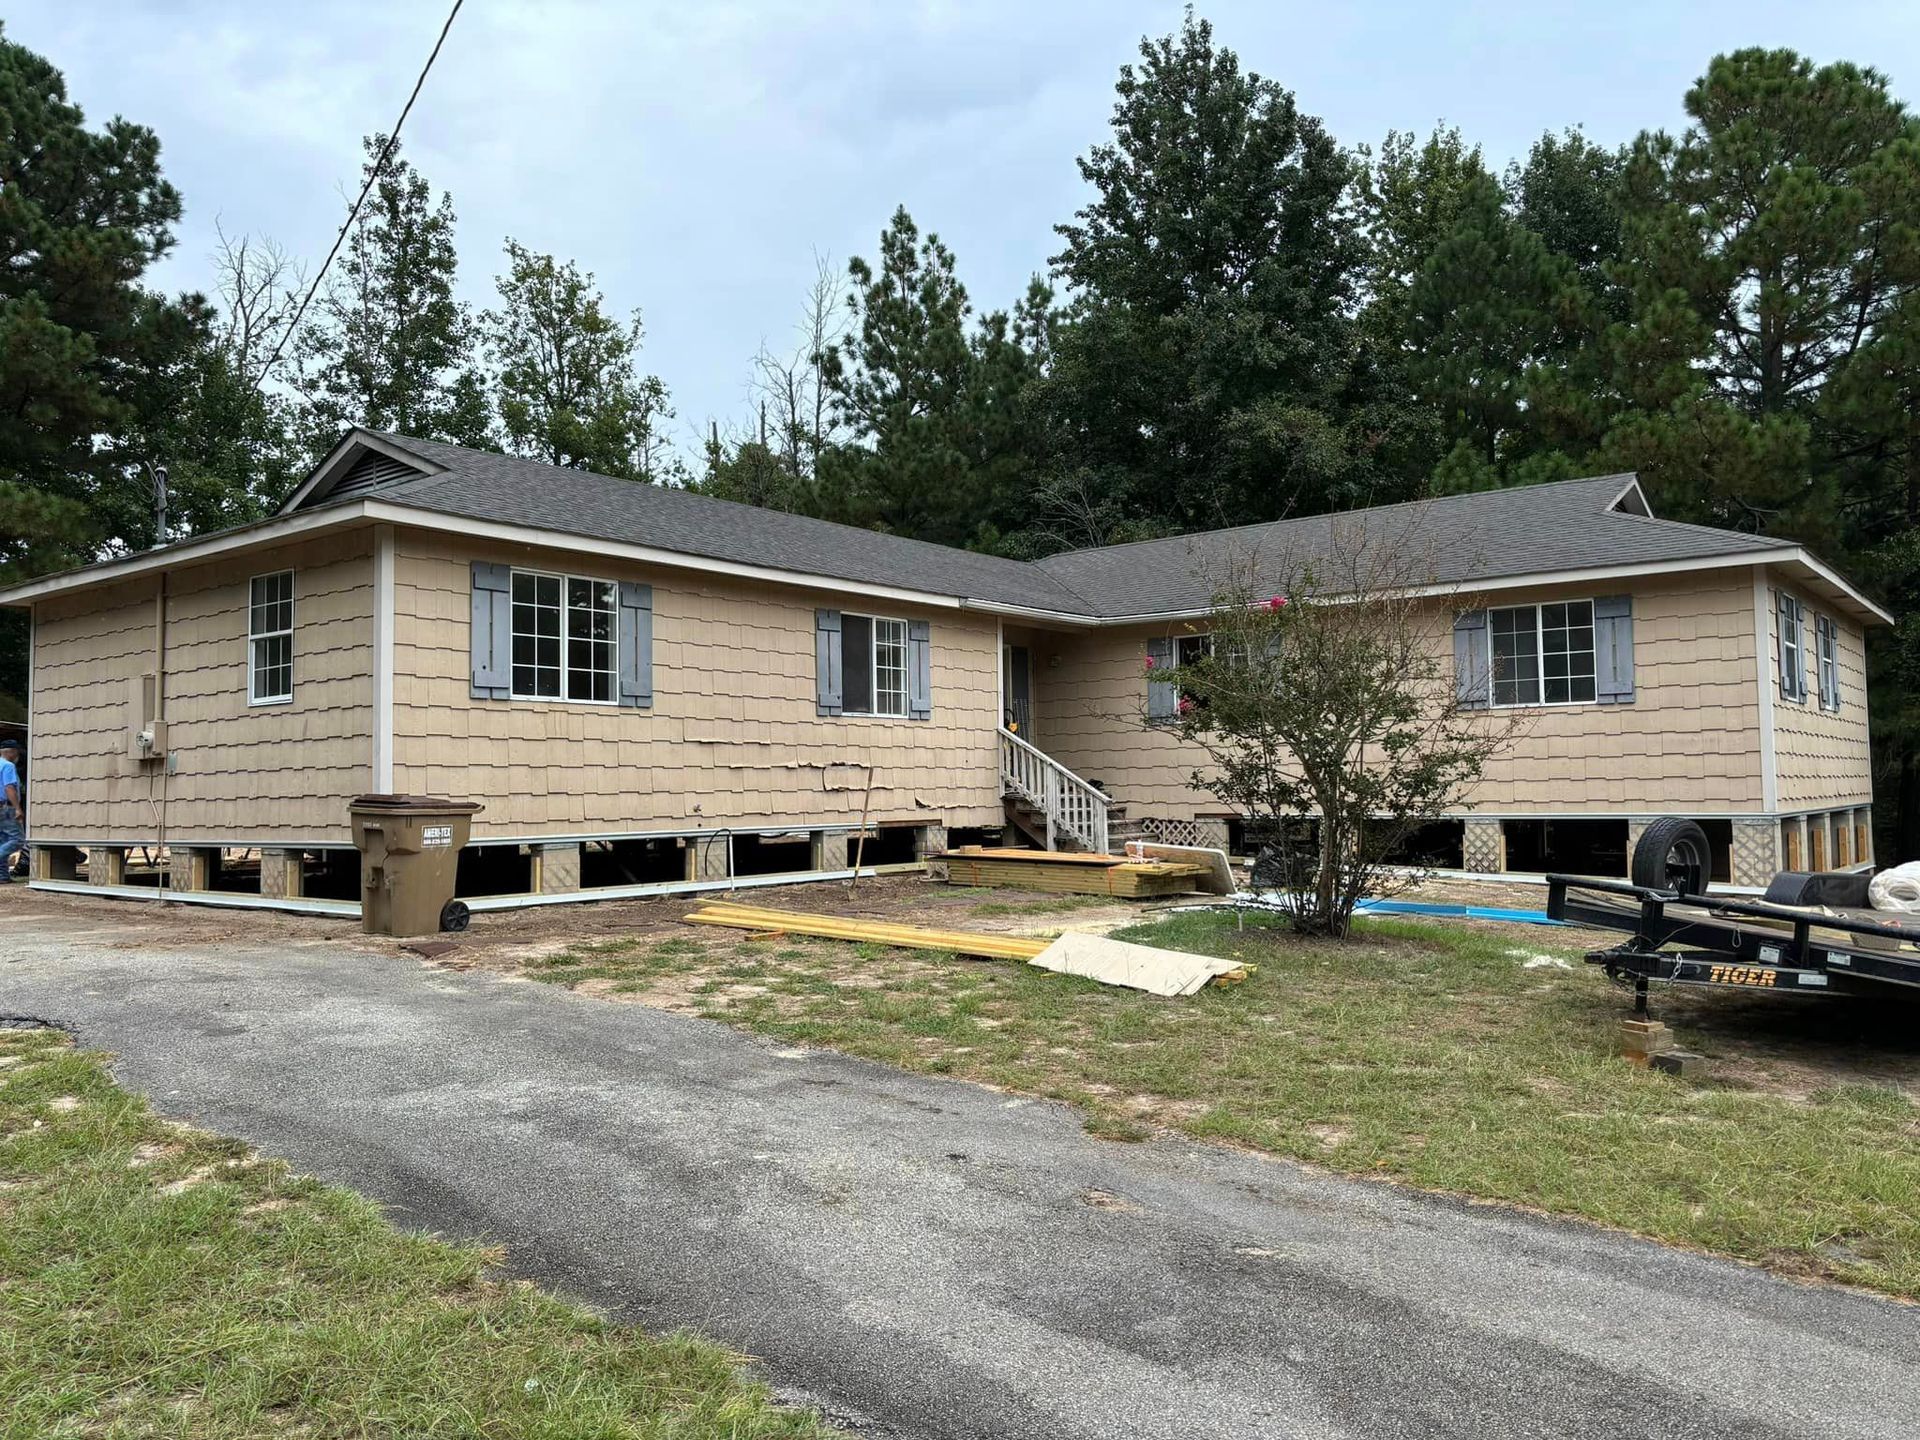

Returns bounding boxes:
[1407,171,1590,492]
[0,25,211,715]
[1043,11,1371,535]
[1606,50,1914,537]
[816,207,1048,549]
[295,134,489,452]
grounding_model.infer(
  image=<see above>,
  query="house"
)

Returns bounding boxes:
[0,429,1888,908]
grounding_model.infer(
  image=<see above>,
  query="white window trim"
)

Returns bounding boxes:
[1815,612,1841,712]
[1778,592,1808,705]
[1486,599,1599,710]
[247,570,294,707]
[508,566,621,707]
[842,611,910,719]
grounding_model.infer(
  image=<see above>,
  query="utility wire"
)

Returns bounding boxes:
[254,0,465,388]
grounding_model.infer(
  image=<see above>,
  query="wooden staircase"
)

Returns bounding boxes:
[997,727,1117,854]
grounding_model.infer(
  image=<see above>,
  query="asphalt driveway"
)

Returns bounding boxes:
[5,905,1916,1439]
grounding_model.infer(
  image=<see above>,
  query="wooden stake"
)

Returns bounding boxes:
[846,763,875,897]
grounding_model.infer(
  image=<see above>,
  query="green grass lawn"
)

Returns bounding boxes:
[0,1026,828,1440]
[532,910,1920,1300]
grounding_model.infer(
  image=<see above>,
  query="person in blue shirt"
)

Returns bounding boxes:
[0,738,22,881]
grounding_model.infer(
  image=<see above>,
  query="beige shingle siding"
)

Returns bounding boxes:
[391,534,1003,837]
[29,532,376,843]
[1766,570,1872,809]
[1035,569,1770,818]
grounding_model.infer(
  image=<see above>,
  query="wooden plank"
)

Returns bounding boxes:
[686,902,1047,960]
[941,846,1131,867]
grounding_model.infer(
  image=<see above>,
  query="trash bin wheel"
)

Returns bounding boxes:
[439,900,471,933]
[1630,817,1712,897]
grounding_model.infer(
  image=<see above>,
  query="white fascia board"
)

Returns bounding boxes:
[958,598,1098,627]
[1085,548,1894,627]
[0,503,376,607]
[1787,548,1896,626]
[276,429,442,515]
[1607,478,1653,516]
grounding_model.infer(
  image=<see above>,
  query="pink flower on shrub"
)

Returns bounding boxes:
[1177,696,1196,715]
[1268,595,1288,609]
[1143,654,1157,670]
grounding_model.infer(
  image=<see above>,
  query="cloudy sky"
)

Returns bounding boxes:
[9,1,1919,464]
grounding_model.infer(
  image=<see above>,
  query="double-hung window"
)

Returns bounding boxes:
[248,571,294,705]
[1777,593,1808,703]
[511,569,618,703]
[1815,613,1841,711]
[842,613,909,717]
[1488,600,1595,706]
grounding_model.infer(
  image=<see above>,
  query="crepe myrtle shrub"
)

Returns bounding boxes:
[1154,534,1518,938]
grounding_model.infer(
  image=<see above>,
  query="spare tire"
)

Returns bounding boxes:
[1631,817,1712,896]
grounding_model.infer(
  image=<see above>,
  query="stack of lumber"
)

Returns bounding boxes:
[681,900,1251,993]
[940,846,1211,898]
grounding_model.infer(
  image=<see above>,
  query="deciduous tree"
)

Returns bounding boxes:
[1159,527,1515,937]
[484,240,675,482]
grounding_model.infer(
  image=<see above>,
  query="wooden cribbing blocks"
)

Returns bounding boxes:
[1618,1018,1672,1067]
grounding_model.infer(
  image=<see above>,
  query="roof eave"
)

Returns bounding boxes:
[0,501,380,608]
[1074,547,1894,627]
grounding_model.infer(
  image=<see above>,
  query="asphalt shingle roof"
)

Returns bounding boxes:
[355,433,1095,615]
[306,435,1787,620]
[1033,474,1783,616]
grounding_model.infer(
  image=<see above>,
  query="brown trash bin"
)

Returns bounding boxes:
[348,794,484,936]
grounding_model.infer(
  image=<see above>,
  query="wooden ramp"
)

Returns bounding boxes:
[939,846,1211,898]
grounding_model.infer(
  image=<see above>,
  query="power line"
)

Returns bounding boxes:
[254,0,465,388]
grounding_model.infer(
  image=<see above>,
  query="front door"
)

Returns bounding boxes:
[1003,644,1032,737]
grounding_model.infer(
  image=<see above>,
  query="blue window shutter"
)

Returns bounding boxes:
[1145,636,1176,720]
[1777,593,1806,702]
[618,581,653,708]
[907,619,931,720]
[1452,609,1489,709]
[1594,595,1635,704]
[470,562,512,699]
[815,609,843,716]
[1828,619,1843,709]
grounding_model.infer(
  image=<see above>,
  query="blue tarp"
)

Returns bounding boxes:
[1352,898,1568,927]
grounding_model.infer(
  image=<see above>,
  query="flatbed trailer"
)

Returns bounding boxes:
[1545,874,1920,1014]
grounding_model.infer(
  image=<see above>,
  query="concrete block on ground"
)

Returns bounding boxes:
[913,824,949,859]
[31,845,84,882]
[87,846,127,886]
[1650,1050,1705,1079]
[536,842,581,894]
[259,848,303,899]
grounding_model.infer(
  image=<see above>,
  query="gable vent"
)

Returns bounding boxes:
[329,450,421,497]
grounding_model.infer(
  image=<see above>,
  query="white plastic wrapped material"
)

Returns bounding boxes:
[1867,860,1920,912]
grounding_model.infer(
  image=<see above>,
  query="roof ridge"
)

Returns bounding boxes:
[1036,472,1639,567]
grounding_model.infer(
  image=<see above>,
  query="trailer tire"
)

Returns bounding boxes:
[1631,817,1712,897]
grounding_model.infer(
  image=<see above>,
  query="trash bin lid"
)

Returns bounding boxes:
[349,794,485,814]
